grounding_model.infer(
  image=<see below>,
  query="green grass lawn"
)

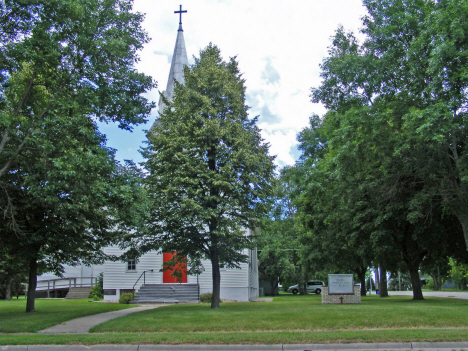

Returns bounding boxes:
[90,294,468,333]
[0,298,134,333]
[2,294,468,345]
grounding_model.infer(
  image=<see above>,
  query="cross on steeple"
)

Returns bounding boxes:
[175,5,187,31]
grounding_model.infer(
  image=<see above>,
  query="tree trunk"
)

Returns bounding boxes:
[455,210,468,252]
[408,265,424,300]
[437,266,441,291]
[210,250,221,309]
[299,280,307,295]
[379,264,388,297]
[355,266,367,296]
[26,255,38,312]
[430,271,439,291]
[270,280,278,296]
[374,267,379,292]
[4,277,12,301]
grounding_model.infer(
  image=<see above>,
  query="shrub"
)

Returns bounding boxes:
[119,292,134,304]
[425,278,434,290]
[199,293,222,304]
[89,273,104,300]
[199,292,212,303]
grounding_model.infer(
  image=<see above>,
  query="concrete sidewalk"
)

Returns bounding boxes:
[389,291,468,300]
[2,342,468,350]
[38,304,163,334]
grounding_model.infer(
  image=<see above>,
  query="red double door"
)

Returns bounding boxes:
[162,252,187,283]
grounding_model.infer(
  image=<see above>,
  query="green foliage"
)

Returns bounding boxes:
[199,293,213,303]
[0,245,28,300]
[388,272,412,292]
[425,278,435,291]
[420,257,451,291]
[0,274,26,300]
[285,113,373,293]
[118,293,134,304]
[89,273,104,300]
[448,258,468,289]
[288,0,468,301]
[135,44,275,309]
[0,0,155,312]
[257,177,300,295]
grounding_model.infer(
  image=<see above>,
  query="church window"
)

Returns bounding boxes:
[127,259,136,271]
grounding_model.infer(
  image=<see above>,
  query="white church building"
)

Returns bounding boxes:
[36,6,259,303]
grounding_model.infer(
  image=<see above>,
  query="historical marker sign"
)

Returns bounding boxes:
[328,274,354,294]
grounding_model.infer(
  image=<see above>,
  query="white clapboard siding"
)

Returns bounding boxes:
[188,250,249,289]
[103,246,164,291]
[186,248,256,301]
[102,232,259,301]
[104,247,252,290]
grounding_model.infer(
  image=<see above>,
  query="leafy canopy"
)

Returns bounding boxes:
[135,44,275,308]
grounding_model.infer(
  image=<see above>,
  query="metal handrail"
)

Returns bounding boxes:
[132,269,154,291]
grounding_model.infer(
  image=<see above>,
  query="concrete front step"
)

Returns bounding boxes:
[131,299,198,304]
[134,283,199,304]
[138,284,199,289]
[133,297,199,300]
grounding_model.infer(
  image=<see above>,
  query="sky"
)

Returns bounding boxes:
[98,0,368,169]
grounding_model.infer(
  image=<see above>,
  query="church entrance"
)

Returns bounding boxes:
[162,252,187,283]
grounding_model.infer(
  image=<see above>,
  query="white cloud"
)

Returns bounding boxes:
[102,0,367,168]
[261,57,280,85]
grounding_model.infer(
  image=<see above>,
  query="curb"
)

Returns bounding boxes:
[2,342,468,351]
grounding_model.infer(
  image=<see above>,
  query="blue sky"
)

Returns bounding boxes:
[99,0,367,168]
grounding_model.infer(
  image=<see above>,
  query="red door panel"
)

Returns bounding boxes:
[163,252,187,283]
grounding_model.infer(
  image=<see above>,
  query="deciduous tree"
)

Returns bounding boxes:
[138,44,275,309]
[0,0,154,312]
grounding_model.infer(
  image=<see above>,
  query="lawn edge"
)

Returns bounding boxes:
[1,328,468,345]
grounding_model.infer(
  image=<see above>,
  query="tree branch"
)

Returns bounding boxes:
[12,73,36,118]
[0,103,49,178]
[0,129,8,154]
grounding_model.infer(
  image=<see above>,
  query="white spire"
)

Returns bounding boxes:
[158,6,189,116]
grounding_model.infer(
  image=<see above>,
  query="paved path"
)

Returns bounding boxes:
[38,304,163,334]
[388,291,468,299]
[3,342,468,350]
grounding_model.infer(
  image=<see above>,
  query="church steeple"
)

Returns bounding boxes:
[158,5,189,116]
